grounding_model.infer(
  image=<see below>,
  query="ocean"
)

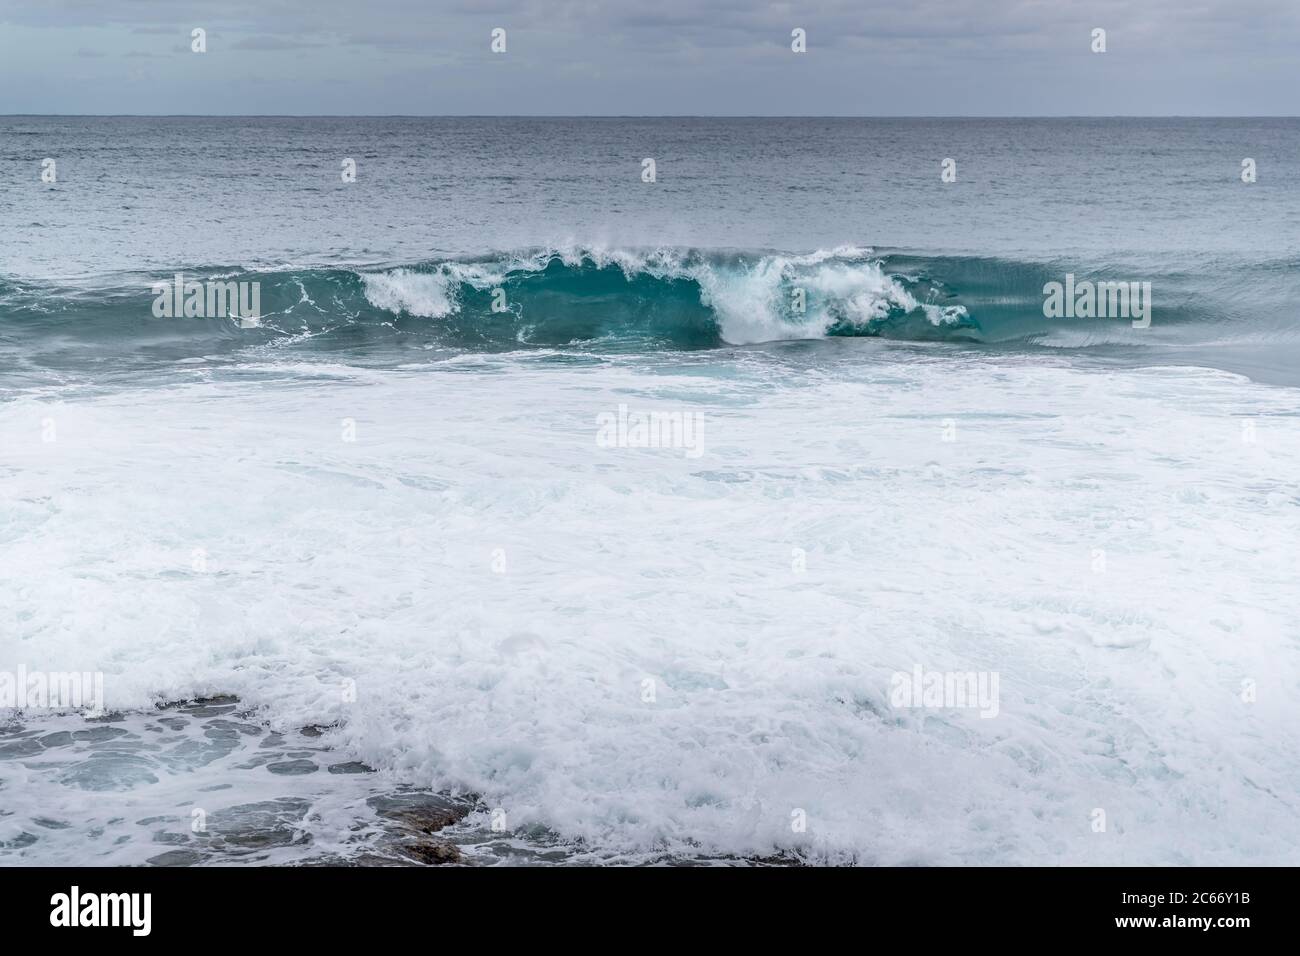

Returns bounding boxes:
[1,117,1298,865]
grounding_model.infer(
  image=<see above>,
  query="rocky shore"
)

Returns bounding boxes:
[2,696,804,867]
[1,696,557,866]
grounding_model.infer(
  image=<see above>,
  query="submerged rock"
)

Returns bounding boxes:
[399,839,462,865]
[147,849,203,867]
[266,759,319,776]
[327,761,375,774]
[368,791,471,833]
[1,697,528,866]
[206,797,313,850]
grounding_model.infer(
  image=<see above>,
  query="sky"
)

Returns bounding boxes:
[0,0,1297,115]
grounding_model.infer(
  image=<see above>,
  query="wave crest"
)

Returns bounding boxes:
[13,244,1248,365]
[354,245,973,346]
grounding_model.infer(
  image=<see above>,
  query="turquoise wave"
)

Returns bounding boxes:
[2,247,1296,370]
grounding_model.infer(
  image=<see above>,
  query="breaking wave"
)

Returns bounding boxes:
[3,245,1296,369]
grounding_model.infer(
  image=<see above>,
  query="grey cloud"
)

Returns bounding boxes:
[0,0,1296,114]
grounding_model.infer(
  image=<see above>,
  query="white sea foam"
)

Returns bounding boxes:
[2,353,1298,864]
[360,268,458,318]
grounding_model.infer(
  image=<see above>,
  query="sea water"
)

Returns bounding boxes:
[1,117,1298,865]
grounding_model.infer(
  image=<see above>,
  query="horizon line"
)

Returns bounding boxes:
[3,113,1299,120]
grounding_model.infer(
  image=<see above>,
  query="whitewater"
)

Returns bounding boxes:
[4,336,1299,863]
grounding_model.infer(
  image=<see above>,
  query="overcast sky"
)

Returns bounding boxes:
[1,0,1297,115]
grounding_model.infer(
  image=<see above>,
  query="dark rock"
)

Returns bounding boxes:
[400,839,461,865]
[327,761,375,774]
[367,791,470,833]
